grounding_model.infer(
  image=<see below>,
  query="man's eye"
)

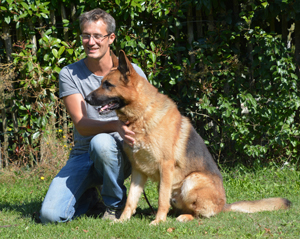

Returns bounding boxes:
[93,34,103,39]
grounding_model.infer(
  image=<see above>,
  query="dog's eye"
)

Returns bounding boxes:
[102,80,115,90]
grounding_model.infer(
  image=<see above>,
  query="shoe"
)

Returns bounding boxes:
[102,207,123,220]
[85,186,106,218]
[32,211,41,223]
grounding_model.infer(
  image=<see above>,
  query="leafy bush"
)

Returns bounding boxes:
[182,27,300,166]
[0,0,299,167]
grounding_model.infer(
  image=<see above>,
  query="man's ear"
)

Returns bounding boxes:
[110,50,118,67]
[118,50,133,75]
[108,32,116,45]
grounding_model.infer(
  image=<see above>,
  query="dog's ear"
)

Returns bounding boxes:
[111,50,118,67]
[118,50,134,76]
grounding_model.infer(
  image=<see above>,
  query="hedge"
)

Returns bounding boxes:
[0,0,299,167]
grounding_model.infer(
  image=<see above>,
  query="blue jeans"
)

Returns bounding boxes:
[39,133,131,223]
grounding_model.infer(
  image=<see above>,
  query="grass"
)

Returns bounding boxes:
[0,162,299,239]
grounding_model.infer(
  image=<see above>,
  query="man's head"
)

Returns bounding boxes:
[79,8,116,34]
[79,8,116,61]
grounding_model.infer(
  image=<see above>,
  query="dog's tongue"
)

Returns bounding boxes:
[101,105,110,111]
[98,102,117,113]
[98,105,109,113]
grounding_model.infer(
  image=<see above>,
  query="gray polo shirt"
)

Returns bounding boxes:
[59,58,147,155]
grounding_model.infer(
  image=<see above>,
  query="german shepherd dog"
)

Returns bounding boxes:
[86,51,291,225]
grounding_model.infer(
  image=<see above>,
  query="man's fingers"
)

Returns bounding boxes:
[118,120,135,146]
[121,122,135,136]
[124,135,135,146]
[124,128,135,136]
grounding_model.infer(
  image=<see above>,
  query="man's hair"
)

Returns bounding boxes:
[79,8,116,33]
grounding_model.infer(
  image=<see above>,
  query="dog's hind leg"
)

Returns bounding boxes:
[119,169,147,222]
[175,172,226,222]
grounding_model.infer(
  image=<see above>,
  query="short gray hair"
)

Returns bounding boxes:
[79,8,116,34]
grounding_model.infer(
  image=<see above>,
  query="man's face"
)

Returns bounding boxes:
[81,20,115,60]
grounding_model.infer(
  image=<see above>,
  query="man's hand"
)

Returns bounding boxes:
[117,121,135,146]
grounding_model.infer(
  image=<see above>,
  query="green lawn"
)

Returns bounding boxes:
[0,164,299,238]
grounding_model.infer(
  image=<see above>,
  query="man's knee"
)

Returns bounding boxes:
[39,178,75,223]
[39,205,56,223]
[89,133,120,165]
[39,204,70,223]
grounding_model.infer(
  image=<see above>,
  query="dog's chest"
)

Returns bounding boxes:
[124,140,160,180]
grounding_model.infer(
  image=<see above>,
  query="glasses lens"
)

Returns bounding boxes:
[81,33,111,41]
[81,34,89,40]
[93,35,102,40]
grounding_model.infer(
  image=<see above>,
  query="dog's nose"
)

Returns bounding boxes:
[85,92,95,105]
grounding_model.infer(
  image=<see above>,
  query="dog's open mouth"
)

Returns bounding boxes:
[85,92,126,115]
[97,101,119,114]
[95,98,125,115]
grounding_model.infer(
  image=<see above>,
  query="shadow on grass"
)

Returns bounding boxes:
[132,206,180,221]
[0,200,42,219]
[0,197,182,224]
[132,207,156,220]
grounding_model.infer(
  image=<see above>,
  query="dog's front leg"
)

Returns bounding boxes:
[150,161,174,225]
[118,169,147,222]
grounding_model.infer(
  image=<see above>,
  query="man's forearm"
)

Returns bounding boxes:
[75,117,119,136]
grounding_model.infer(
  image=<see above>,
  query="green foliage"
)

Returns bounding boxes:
[0,0,299,166]
[6,30,85,162]
[184,26,299,165]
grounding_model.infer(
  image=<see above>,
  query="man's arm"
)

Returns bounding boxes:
[63,93,135,145]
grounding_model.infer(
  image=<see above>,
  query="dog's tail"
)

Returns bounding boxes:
[222,197,291,213]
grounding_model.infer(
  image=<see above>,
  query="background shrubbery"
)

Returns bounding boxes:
[1,0,300,168]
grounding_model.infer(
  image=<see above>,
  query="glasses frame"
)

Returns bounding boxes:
[80,33,112,42]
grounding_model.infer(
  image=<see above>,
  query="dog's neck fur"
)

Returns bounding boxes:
[116,76,161,123]
[114,50,177,132]
[117,82,176,137]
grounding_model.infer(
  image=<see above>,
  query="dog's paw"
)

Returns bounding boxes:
[176,214,194,222]
[149,218,166,226]
[110,218,126,225]
[149,219,160,226]
[109,219,119,225]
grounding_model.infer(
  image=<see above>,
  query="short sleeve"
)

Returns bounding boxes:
[132,63,147,80]
[59,66,80,99]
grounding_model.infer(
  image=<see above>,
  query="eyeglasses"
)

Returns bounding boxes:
[80,33,112,42]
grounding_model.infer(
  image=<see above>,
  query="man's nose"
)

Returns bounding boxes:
[88,36,96,44]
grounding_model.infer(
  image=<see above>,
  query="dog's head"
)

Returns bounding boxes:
[85,50,144,119]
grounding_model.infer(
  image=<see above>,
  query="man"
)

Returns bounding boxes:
[39,8,147,223]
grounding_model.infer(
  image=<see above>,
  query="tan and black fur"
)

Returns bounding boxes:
[86,50,291,225]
